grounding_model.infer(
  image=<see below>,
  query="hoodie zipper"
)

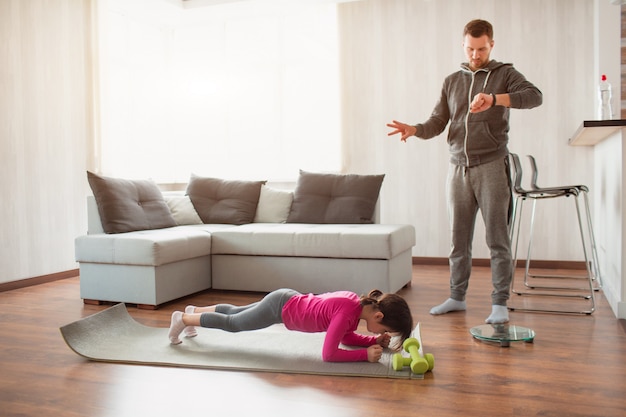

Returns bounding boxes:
[462,67,491,171]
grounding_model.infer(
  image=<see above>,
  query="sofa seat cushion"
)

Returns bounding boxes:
[210,223,415,260]
[75,225,233,267]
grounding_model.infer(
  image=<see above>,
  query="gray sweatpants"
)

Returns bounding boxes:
[199,288,299,332]
[446,157,512,306]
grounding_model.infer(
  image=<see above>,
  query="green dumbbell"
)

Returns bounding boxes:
[392,337,434,374]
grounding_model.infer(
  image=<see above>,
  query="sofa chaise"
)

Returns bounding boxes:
[74,171,416,309]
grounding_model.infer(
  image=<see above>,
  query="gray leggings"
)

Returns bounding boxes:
[199,288,299,332]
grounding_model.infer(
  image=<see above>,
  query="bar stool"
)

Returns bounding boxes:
[508,153,601,315]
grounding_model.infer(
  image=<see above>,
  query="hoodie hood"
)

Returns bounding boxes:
[460,59,510,74]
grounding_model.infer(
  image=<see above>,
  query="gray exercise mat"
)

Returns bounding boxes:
[60,303,419,379]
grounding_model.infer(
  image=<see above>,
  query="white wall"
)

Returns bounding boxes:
[338,0,604,262]
[592,0,624,318]
[0,0,93,284]
[0,0,621,287]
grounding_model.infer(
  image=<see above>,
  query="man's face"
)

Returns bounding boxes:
[463,34,494,71]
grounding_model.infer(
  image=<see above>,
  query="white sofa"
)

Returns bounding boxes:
[75,186,416,309]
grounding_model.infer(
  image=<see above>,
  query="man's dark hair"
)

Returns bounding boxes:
[464,19,493,40]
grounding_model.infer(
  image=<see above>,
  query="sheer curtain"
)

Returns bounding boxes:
[97,0,340,183]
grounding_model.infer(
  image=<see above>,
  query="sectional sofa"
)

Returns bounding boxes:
[74,171,416,309]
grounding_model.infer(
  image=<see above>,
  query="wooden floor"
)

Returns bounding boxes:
[0,265,624,417]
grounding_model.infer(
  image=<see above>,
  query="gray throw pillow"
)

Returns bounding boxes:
[286,170,384,224]
[186,174,266,225]
[87,171,177,234]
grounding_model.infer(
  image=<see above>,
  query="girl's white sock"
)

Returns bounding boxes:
[485,305,509,324]
[184,306,198,338]
[430,298,466,315]
[168,311,186,345]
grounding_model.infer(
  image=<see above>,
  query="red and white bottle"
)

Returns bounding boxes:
[598,74,613,120]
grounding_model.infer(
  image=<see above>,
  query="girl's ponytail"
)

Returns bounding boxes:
[360,289,383,307]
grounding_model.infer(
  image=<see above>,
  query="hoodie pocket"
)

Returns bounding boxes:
[465,120,501,154]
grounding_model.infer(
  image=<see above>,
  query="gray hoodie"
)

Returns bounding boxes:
[415,60,543,167]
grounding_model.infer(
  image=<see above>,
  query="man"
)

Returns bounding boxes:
[387,19,542,324]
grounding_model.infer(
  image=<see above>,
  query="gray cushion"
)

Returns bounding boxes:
[186,174,266,225]
[286,170,384,224]
[86,171,176,234]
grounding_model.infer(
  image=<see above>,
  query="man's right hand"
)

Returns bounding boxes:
[386,120,416,142]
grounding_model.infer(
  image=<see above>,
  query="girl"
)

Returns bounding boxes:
[168,289,414,363]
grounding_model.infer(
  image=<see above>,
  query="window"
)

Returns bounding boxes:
[97,0,340,182]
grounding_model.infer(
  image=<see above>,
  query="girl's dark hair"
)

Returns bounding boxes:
[463,19,493,40]
[360,289,414,350]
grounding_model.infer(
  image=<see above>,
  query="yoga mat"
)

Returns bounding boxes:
[60,304,423,379]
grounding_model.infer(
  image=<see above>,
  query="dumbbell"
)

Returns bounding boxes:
[392,338,435,374]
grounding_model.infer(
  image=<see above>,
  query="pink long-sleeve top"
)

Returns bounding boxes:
[281,291,378,362]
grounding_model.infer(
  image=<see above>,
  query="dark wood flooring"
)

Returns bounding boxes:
[0,265,624,417]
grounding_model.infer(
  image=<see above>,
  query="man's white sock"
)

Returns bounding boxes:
[430,298,466,315]
[485,305,509,324]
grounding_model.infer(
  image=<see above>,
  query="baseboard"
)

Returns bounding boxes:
[412,257,587,270]
[0,269,79,293]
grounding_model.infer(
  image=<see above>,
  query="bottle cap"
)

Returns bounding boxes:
[602,74,607,81]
